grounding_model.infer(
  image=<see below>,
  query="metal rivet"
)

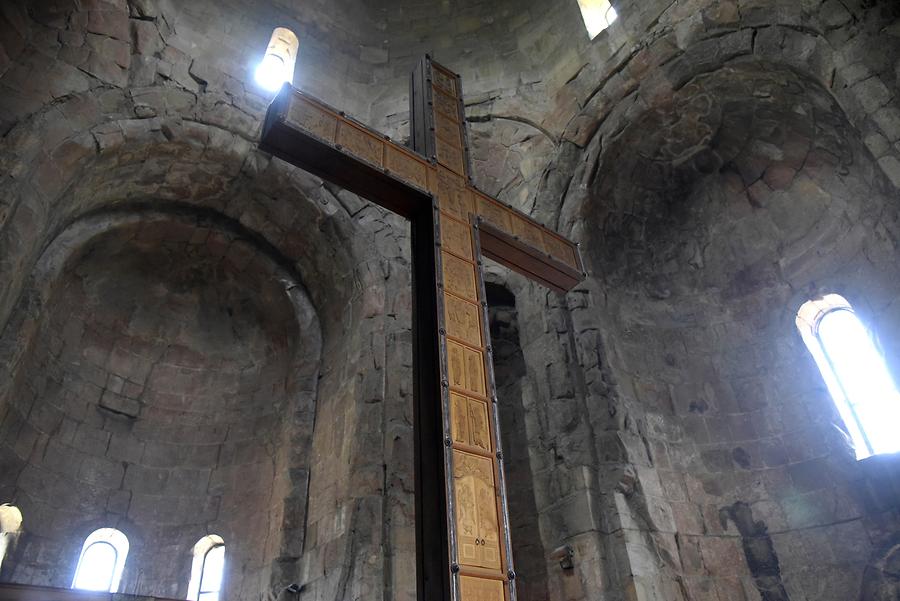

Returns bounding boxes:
[508,571,516,580]
[339,111,345,116]
[437,282,443,289]
[335,144,343,150]
[435,241,442,247]
[441,380,449,388]
[439,328,446,335]
[450,563,459,573]
[496,451,503,460]
[445,437,453,447]
[477,260,483,266]
[486,345,493,353]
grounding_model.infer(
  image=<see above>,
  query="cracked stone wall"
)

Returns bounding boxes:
[2,1,900,601]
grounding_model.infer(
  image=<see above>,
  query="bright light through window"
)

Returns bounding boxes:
[188,535,225,601]
[72,528,129,593]
[255,27,299,92]
[797,295,900,459]
[0,504,23,572]
[577,0,618,39]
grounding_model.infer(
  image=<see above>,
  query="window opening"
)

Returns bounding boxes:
[797,294,900,459]
[577,0,618,39]
[72,528,129,592]
[187,535,225,601]
[0,504,23,572]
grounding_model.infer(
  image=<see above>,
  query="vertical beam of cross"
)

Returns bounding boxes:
[259,55,585,601]
[411,57,514,601]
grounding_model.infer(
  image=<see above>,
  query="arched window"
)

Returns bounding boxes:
[0,504,23,571]
[797,294,900,459]
[576,0,618,39]
[187,535,225,601]
[71,528,129,593]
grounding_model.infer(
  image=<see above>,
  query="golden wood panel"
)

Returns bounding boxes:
[442,251,477,301]
[435,112,463,148]
[460,576,505,601]
[337,122,383,167]
[444,294,481,348]
[431,167,474,220]
[287,95,337,144]
[449,392,492,453]
[432,68,457,95]
[453,450,502,571]
[447,341,486,397]
[542,231,579,270]
[433,88,460,121]
[385,145,428,190]
[477,195,513,231]
[512,215,546,253]
[441,216,474,261]
[436,136,466,175]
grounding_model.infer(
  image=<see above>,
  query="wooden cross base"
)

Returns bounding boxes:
[259,56,585,601]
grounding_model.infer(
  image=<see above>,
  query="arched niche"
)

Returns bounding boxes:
[579,61,900,600]
[0,206,321,600]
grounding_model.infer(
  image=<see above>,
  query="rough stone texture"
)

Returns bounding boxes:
[0,1,899,601]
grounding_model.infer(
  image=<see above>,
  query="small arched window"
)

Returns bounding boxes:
[0,504,23,571]
[797,294,900,459]
[71,528,129,593]
[577,0,618,39]
[187,535,225,601]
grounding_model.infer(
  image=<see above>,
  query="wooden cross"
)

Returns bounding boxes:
[259,56,585,601]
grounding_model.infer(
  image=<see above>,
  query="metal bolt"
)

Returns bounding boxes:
[496,451,503,460]
[335,144,343,150]
[439,328,446,335]
[450,563,459,573]
[441,380,449,388]
[445,437,453,447]
[339,111,346,117]
[486,345,493,354]
[508,571,516,581]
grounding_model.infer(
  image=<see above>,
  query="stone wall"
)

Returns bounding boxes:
[1,0,900,601]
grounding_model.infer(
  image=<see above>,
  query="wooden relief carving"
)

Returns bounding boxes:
[432,68,457,95]
[436,136,466,175]
[467,397,491,452]
[435,112,462,148]
[444,293,481,347]
[464,346,485,397]
[337,122,383,167]
[451,392,470,445]
[441,217,474,261]
[542,231,579,270]
[460,577,505,601]
[513,216,546,253]
[287,96,337,144]
[477,196,513,231]
[433,89,460,120]
[385,145,428,190]
[449,392,491,452]
[442,251,477,301]
[432,168,474,220]
[453,450,502,571]
[447,341,486,397]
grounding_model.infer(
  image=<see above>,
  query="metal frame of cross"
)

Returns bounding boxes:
[259,55,585,601]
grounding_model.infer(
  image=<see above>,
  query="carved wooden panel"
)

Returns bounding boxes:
[460,577,505,601]
[441,216,474,261]
[437,136,466,175]
[447,341,486,397]
[512,216,546,253]
[431,167,474,220]
[442,251,477,301]
[435,112,463,148]
[477,195,513,232]
[287,95,337,144]
[542,231,579,270]
[444,294,481,348]
[337,122,383,167]
[449,392,492,452]
[434,88,460,121]
[453,450,502,571]
[385,145,428,190]
[432,67,457,96]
